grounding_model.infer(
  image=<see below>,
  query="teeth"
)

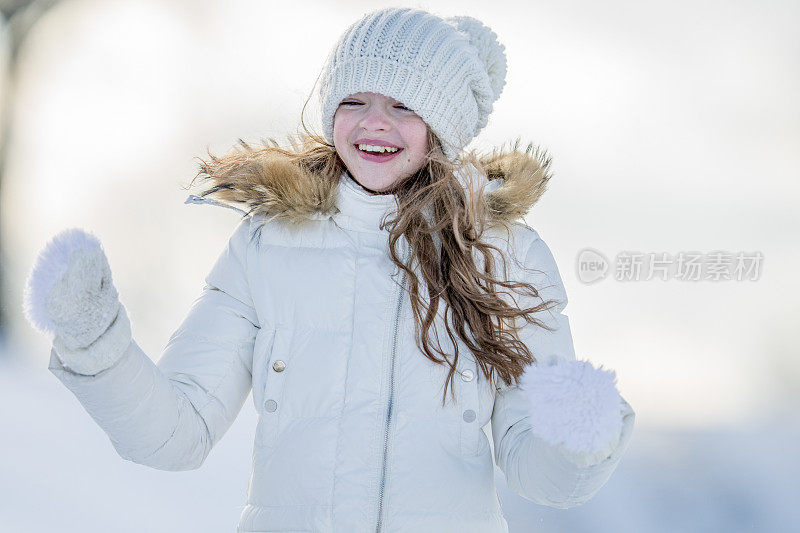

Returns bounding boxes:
[358,144,399,153]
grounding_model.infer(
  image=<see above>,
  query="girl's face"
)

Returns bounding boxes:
[333,92,429,193]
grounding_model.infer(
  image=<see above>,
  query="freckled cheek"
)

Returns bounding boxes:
[333,112,356,145]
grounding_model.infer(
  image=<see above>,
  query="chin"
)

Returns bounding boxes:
[357,178,397,192]
[350,169,403,191]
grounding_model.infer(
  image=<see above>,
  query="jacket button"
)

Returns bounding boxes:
[264,399,278,412]
[460,369,474,382]
[462,409,476,423]
[272,360,286,372]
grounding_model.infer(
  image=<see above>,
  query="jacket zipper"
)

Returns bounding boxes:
[185,194,335,221]
[184,194,249,216]
[375,239,410,533]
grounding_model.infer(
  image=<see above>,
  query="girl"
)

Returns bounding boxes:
[23,7,635,532]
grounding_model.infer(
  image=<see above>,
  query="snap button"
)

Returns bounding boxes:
[460,369,474,382]
[264,399,278,412]
[272,360,286,372]
[462,409,476,423]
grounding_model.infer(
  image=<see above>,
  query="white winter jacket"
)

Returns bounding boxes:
[48,149,635,532]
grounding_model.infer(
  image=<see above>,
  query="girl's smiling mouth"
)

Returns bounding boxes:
[353,140,404,162]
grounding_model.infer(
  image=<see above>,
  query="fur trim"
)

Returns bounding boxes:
[481,142,552,225]
[23,228,104,335]
[519,357,625,464]
[194,145,339,226]
[192,140,552,226]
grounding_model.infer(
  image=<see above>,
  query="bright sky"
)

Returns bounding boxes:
[2,0,798,429]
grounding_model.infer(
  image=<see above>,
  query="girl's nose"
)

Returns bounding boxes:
[359,105,391,131]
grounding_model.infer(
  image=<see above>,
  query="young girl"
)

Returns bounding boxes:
[23,7,635,532]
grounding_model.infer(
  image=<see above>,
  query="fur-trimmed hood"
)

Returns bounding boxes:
[184,142,554,226]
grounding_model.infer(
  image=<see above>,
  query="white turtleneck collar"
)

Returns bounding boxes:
[332,172,400,234]
[331,166,502,234]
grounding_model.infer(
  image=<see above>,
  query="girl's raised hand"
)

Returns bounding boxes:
[518,357,632,467]
[23,228,130,375]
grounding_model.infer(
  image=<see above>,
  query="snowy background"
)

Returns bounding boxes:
[1,354,799,532]
[1,0,798,531]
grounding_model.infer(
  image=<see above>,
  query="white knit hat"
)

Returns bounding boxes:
[318,8,507,160]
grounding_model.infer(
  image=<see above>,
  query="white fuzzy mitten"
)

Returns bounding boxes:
[23,228,131,375]
[519,356,628,467]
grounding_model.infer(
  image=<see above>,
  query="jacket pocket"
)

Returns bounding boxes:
[253,325,294,449]
[251,326,276,411]
[435,353,494,458]
[455,358,493,457]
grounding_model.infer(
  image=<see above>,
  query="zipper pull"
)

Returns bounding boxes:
[184,194,249,216]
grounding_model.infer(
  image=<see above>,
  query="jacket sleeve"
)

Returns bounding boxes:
[490,229,636,508]
[47,217,259,471]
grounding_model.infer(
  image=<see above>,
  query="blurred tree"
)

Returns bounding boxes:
[0,0,62,345]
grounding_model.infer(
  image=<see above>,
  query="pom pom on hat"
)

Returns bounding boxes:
[446,16,508,100]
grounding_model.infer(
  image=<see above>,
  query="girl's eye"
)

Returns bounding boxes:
[340,101,362,106]
[394,104,410,111]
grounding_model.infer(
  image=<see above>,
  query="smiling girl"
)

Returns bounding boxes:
[334,93,429,193]
[24,7,635,532]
